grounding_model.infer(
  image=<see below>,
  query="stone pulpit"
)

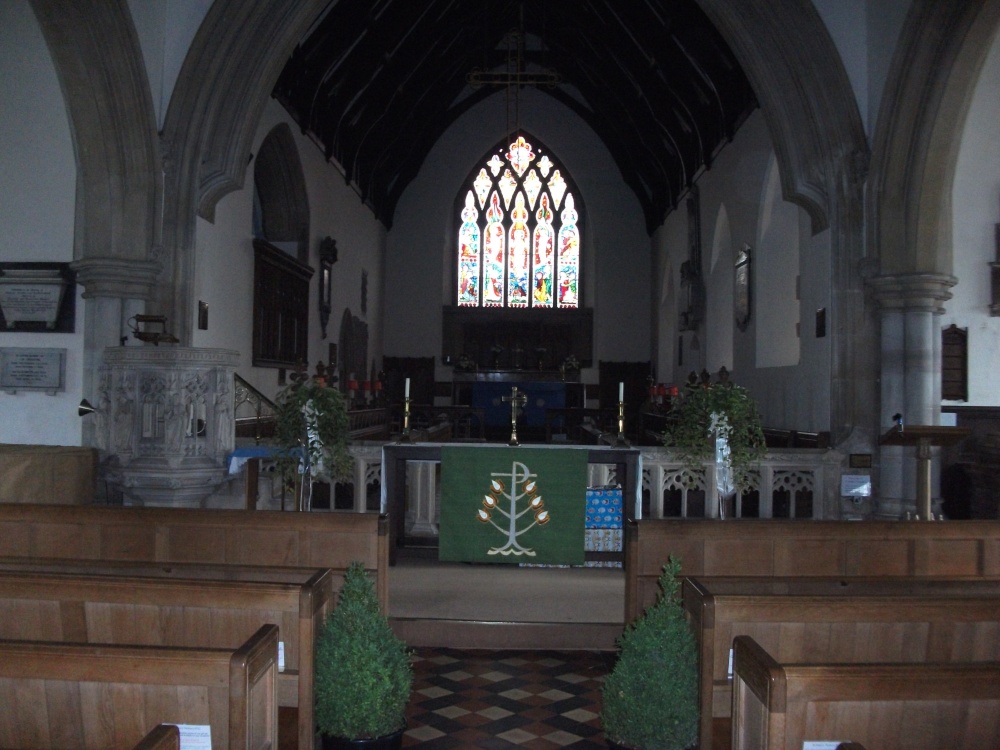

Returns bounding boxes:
[97,346,240,506]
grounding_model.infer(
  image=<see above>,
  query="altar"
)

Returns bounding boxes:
[381,443,639,566]
[452,370,584,435]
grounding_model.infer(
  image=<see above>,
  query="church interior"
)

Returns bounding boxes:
[1,1,1000,748]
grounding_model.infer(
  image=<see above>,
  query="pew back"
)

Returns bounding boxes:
[683,576,1000,750]
[627,518,1000,619]
[0,624,278,750]
[0,568,332,750]
[0,504,389,609]
[732,635,1000,750]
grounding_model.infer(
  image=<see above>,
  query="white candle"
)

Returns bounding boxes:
[619,381,624,401]
[404,377,410,399]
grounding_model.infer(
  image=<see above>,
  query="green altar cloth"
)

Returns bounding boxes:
[439,446,589,565]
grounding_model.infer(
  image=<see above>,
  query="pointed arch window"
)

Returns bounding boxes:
[457,136,580,309]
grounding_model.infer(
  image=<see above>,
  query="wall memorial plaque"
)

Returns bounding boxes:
[0,263,75,333]
[0,347,66,393]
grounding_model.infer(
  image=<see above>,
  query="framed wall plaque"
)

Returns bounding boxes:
[735,243,752,332]
[0,347,66,393]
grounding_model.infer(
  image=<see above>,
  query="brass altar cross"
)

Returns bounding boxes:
[502,386,528,446]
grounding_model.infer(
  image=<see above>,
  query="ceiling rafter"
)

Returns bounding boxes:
[274,0,756,231]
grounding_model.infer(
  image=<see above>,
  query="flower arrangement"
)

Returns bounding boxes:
[561,354,580,371]
[661,374,765,492]
[272,367,353,489]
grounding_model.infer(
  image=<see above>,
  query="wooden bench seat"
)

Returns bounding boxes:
[627,518,1000,620]
[731,635,1000,750]
[0,567,333,750]
[0,503,388,609]
[683,575,1000,750]
[0,624,278,750]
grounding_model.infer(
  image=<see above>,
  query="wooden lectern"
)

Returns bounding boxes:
[879,425,971,520]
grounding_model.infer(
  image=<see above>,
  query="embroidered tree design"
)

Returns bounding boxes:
[476,460,550,556]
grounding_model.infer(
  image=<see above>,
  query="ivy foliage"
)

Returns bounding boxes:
[601,557,699,749]
[661,379,766,492]
[314,562,413,740]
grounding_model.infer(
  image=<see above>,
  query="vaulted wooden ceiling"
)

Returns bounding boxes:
[274,0,757,232]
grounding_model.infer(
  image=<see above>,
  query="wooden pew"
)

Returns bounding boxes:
[0,624,278,750]
[626,518,1000,620]
[682,576,1000,750]
[0,567,333,750]
[132,725,180,750]
[0,503,389,610]
[731,635,1000,750]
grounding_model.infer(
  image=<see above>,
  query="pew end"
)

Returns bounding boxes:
[0,624,278,750]
[731,635,1000,750]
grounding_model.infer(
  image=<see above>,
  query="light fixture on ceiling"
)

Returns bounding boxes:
[466,5,560,142]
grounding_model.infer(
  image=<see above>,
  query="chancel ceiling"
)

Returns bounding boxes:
[274,0,758,232]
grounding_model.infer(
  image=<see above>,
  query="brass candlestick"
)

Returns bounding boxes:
[616,399,629,446]
[503,386,527,446]
[398,397,413,443]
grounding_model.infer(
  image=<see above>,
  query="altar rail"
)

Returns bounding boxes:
[624,518,1000,621]
[632,447,841,520]
[338,444,841,519]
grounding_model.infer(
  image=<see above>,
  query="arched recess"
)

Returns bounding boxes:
[657,257,678,380]
[706,204,734,371]
[253,123,310,262]
[695,0,871,444]
[158,0,327,342]
[868,0,1000,276]
[29,0,161,293]
[695,0,869,235]
[755,154,800,369]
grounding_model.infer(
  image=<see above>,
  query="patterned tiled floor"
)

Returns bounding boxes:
[403,648,616,749]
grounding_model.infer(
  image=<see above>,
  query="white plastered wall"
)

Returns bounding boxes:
[652,110,833,431]
[0,0,83,445]
[384,86,650,386]
[944,22,1000,407]
[193,98,386,404]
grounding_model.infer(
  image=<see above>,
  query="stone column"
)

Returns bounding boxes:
[869,273,955,518]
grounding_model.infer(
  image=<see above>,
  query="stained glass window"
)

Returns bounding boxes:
[456,135,581,309]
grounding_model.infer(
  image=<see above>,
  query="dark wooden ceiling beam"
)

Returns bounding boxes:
[273,0,757,233]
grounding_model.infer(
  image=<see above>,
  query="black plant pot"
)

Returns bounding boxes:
[320,727,404,750]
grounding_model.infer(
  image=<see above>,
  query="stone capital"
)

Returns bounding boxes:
[867,272,956,314]
[71,256,162,300]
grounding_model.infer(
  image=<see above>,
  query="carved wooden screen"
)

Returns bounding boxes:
[252,239,313,368]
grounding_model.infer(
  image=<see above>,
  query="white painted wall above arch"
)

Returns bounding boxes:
[755,152,800,369]
[707,204,734,372]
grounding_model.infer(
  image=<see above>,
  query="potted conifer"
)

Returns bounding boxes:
[314,561,413,749]
[601,556,699,750]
